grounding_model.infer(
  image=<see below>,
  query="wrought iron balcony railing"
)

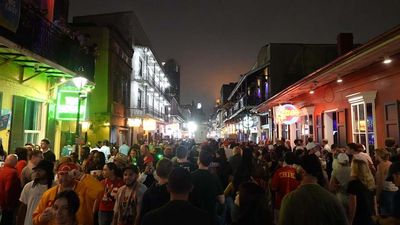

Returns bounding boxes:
[0,3,95,80]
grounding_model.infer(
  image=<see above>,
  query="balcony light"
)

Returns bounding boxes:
[383,57,392,64]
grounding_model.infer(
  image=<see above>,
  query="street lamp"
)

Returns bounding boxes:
[72,76,89,153]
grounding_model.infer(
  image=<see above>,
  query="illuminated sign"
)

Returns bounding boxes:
[128,118,142,127]
[143,119,156,131]
[276,104,300,125]
[56,90,87,121]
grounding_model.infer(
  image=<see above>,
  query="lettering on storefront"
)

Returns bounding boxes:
[56,90,87,121]
[276,104,300,125]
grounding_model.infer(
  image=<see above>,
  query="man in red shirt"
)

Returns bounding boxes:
[0,154,21,225]
[271,151,299,224]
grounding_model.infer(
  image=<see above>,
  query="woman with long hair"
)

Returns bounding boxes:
[97,162,124,225]
[347,159,377,225]
[127,147,139,166]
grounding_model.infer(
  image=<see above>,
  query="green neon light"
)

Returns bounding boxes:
[56,90,87,121]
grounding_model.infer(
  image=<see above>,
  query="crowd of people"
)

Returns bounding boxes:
[1,136,400,225]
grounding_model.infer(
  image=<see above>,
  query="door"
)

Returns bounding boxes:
[316,113,324,143]
[9,96,26,153]
[336,109,347,147]
[384,101,400,145]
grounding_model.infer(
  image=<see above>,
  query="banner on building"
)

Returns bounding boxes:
[0,114,10,130]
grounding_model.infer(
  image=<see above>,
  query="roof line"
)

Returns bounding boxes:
[254,24,400,112]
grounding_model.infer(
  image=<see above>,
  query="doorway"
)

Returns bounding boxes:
[324,111,338,146]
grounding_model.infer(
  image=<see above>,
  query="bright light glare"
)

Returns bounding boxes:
[337,78,343,83]
[383,58,392,64]
[309,90,315,94]
[197,103,202,109]
[72,77,88,89]
[187,121,198,133]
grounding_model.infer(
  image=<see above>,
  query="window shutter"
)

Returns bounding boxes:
[9,96,26,153]
[384,101,400,145]
[336,109,347,147]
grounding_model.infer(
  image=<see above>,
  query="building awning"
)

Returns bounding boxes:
[254,25,400,113]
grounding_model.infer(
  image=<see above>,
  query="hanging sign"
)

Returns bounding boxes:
[56,90,87,121]
[0,114,10,130]
[276,104,300,125]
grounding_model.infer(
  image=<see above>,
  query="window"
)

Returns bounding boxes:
[24,99,42,144]
[139,60,143,77]
[347,91,377,152]
[138,89,142,108]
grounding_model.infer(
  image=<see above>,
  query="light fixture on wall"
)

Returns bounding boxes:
[309,81,317,94]
[336,77,343,83]
[383,56,392,64]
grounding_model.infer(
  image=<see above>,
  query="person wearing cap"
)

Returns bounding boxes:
[17,160,54,225]
[0,154,21,225]
[375,148,398,215]
[279,154,347,225]
[32,162,91,225]
[329,153,351,212]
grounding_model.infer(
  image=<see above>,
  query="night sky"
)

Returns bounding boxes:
[69,0,400,114]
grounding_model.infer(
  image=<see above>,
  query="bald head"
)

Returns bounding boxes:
[5,154,18,167]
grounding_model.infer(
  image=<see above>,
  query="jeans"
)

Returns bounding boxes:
[98,211,114,225]
[380,190,396,215]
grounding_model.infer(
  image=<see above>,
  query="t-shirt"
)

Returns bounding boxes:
[119,144,130,156]
[190,169,223,217]
[20,162,35,187]
[174,161,196,173]
[16,160,27,177]
[43,150,56,163]
[331,165,351,193]
[140,183,170,222]
[142,200,213,225]
[114,183,147,225]
[271,165,299,209]
[100,146,111,159]
[279,183,347,225]
[347,179,375,225]
[19,181,49,225]
[99,178,124,212]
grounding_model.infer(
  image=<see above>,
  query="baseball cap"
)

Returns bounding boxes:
[386,162,400,182]
[337,153,349,164]
[57,162,79,175]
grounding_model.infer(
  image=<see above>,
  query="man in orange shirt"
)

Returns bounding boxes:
[32,162,92,225]
[271,152,300,224]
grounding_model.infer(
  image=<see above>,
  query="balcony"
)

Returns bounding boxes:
[0,3,94,80]
[129,107,167,122]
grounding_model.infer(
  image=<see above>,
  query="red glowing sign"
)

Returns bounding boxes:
[276,104,300,125]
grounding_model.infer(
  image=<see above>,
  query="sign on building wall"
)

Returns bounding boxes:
[276,104,300,125]
[0,113,10,130]
[56,90,87,121]
[0,0,21,32]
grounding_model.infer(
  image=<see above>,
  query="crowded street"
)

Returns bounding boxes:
[1,1,400,225]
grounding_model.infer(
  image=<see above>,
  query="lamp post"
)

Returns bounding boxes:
[72,77,88,153]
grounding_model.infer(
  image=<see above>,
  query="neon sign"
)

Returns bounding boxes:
[56,90,87,121]
[276,104,300,125]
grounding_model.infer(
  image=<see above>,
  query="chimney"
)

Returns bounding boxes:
[337,33,354,56]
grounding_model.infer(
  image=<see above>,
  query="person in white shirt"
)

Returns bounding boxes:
[322,139,331,153]
[100,140,111,161]
[17,160,54,225]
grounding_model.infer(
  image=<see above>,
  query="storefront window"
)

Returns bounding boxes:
[24,100,42,144]
[350,100,376,152]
